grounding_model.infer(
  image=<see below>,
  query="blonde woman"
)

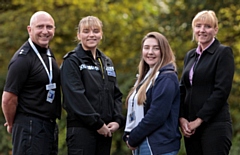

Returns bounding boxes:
[123,32,181,155]
[60,16,124,155]
[179,10,234,155]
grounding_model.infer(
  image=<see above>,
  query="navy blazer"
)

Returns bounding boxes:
[180,39,234,123]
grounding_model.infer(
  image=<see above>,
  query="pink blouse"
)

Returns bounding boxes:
[189,38,215,85]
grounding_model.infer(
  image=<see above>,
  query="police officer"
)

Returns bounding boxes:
[60,16,124,155]
[1,11,61,155]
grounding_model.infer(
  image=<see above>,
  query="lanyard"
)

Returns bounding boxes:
[98,57,105,79]
[28,38,53,84]
[131,74,149,108]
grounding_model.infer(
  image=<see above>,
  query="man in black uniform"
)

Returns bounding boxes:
[1,11,61,155]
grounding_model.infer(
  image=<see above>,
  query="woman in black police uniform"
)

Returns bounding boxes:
[60,16,124,155]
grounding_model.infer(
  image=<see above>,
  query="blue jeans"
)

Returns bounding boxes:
[133,139,178,155]
[162,150,178,155]
[133,139,151,155]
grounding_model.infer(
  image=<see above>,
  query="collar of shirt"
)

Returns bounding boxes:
[196,38,215,55]
[33,42,48,54]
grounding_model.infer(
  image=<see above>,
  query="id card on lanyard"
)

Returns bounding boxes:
[28,38,56,103]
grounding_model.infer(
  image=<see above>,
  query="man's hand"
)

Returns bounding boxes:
[4,122,12,134]
[2,91,18,134]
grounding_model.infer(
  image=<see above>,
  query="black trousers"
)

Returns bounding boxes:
[67,127,112,155]
[12,113,57,155]
[184,122,232,155]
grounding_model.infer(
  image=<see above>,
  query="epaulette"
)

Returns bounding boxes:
[63,50,76,59]
[18,48,29,55]
[17,42,31,56]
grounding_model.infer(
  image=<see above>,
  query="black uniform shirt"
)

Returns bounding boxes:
[4,41,61,120]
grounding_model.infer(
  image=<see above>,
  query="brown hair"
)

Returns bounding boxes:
[125,32,176,105]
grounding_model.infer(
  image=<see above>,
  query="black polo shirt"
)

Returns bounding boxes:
[4,41,61,120]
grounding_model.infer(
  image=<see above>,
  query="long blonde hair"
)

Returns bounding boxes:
[125,32,176,105]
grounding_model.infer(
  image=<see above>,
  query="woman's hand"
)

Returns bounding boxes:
[179,117,195,138]
[125,135,137,150]
[107,122,119,133]
[189,118,203,131]
[97,124,112,137]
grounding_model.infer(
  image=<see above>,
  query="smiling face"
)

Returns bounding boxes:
[142,37,161,68]
[77,26,102,51]
[27,12,55,48]
[192,10,218,49]
[193,21,218,49]
[77,16,103,51]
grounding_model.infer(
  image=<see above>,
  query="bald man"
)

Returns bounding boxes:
[1,11,61,155]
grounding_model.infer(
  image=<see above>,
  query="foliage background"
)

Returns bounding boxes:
[0,0,240,154]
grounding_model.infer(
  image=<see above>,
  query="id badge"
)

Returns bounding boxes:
[46,83,56,90]
[129,111,136,123]
[47,90,55,103]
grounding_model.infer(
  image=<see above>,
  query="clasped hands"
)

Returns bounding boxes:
[179,117,203,138]
[97,122,119,137]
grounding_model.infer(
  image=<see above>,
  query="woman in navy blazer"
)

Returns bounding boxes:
[179,10,234,155]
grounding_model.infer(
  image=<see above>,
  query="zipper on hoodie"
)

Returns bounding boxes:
[29,120,32,145]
